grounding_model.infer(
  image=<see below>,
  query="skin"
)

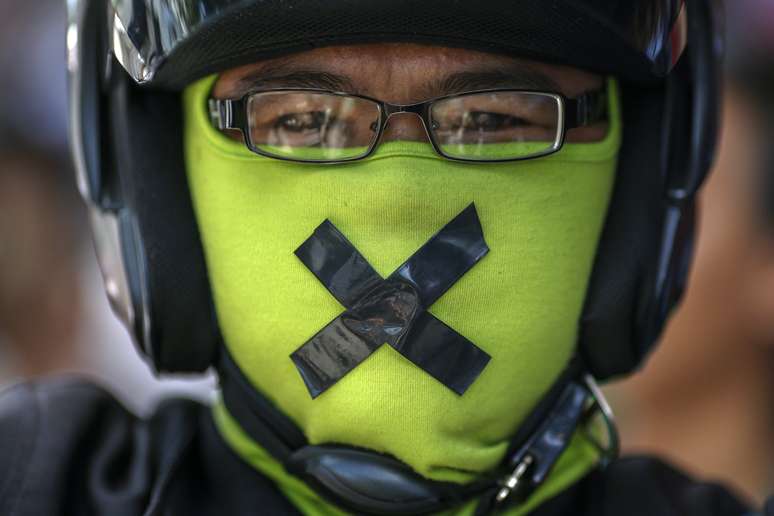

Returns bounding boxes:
[608,85,774,504]
[213,43,608,145]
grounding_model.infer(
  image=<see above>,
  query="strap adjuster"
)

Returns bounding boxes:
[495,454,534,504]
[490,375,620,510]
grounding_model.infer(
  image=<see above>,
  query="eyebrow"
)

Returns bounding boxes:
[229,65,561,99]
[235,68,355,94]
[430,69,561,96]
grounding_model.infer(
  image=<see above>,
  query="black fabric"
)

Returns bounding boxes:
[577,81,668,380]
[108,70,220,372]
[145,0,681,90]
[515,457,753,516]
[0,379,299,516]
[0,379,754,516]
[220,349,309,463]
[580,0,722,379]
[577,0,722,380]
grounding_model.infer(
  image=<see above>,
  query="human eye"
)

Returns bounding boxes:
[432,92,560,144]
[274,111,331,133]
[462,111,530,132]
[247,92,380,151]
[269,110,337,146]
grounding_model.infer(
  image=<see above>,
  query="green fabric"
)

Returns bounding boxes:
[213,398,601,516]
[255,143,372,161]
[184,75,622,513]
[257,141,555,162]
[437,140,559,161]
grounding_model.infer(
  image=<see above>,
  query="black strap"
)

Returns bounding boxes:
[565,89,608,129]
[219,349,308,462]
[218,347,589,515]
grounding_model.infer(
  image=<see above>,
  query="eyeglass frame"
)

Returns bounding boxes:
[208,86,608,164]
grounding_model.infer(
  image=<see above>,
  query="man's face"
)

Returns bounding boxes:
[189,43,620,481]
[212,43,607,144]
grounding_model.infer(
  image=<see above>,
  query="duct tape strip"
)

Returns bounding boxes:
[292,203,491,398]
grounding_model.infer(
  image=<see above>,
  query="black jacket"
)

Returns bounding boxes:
[0,379,753,516]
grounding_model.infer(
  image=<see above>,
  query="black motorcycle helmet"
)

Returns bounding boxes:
[67,1,724,513]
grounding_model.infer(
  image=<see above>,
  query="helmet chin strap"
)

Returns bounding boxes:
[218,348,617,515]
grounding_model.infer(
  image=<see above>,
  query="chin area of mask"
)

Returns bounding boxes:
[184,75,622,514]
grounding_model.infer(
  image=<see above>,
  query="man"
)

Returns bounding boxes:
[0,0,756,515]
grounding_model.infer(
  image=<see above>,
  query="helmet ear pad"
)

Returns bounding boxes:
[578,80,697,381]
[579,0,723,380]
[579,80,669,380]
[107,73,220,372]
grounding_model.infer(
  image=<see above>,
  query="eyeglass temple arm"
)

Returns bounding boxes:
[565,89,608,129]
[208,98,248,131]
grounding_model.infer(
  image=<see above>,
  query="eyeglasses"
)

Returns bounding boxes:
[208,86,608,164]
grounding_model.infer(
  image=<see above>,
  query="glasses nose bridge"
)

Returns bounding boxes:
[383,101,426,117]
[382,101,430,137]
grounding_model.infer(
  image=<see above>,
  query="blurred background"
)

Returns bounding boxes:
[604,0,774,506]
[0,0,216,415]
[0,0,771,507]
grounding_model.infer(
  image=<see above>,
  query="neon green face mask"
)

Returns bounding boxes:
[183,76,621,506]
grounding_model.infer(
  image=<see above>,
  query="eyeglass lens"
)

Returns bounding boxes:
[246,92,381,161]
[245,90,562,162]
[429,92,562,161]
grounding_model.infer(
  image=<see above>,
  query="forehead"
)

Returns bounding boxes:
[213,43,603,101]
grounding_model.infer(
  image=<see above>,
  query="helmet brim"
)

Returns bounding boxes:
[107,0,684,89]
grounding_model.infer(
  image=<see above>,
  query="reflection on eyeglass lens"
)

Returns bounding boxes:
[247,92,380,156]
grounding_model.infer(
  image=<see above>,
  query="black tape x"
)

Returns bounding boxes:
[291,203,491,398]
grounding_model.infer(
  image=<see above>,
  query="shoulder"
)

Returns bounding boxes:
[586,456,752,516]
[0,377,126,435]
[0,379,121,515]
[0,377,203,516]
[533,455,752,516]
